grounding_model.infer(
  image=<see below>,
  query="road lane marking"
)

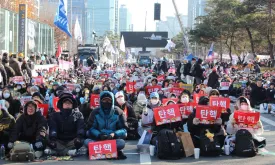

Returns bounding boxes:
[260,116,275,127]
[140,153,151,164]
[124,153,140,155]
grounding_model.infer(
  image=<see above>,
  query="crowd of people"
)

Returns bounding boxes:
[0,52,270,162]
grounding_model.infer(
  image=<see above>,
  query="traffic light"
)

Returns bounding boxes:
[154,3,161,20]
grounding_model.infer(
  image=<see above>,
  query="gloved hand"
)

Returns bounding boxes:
[48,141,57,149]
[99,133,108,140]
[35,141,43,149]
[74,138,83,149]
[193,118,200,125]
[8,142,14,149]
[215,118,222,125]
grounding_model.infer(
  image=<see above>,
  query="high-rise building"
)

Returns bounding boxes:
[188,0,207,29]
[86,0,116,42]
[119,5,132,32]
[156,15,188,38]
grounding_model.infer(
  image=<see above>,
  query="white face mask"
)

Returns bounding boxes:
[117,97,125,105]
[181,97,189,103]
[240,105,248,111]
[76,88,81,93]
[3,93,10,99]
[151,99,159,105]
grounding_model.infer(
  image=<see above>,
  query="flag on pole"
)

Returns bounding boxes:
[106,43,114,53]
[165,39,176,52]
[120,35,126,52]
[54,0,72,37]
[74,17,82,43]
[208,43,214,56]
[56,44,62,58]
[103,36,111,48]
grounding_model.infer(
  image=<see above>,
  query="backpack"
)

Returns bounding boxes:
[200,133,222,156]
[235,129,257,157]
[10,141,35,161]
[157,129,184,160]
[126,117,140,140]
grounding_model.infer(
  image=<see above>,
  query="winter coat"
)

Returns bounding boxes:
[3,94,21,118]
[184,62,191,76]
[194,59,204,79]
[0,109,15,138]
[87,91,127,139]
[115,102,136,119]
[48,109,85,141]
[251,85,266,104]
[133,101,146,120]
[266,88,275,103]
[4,63,15,82]
[0,63,7,86]
[9,58,23,76]
[21,61,32,78]
[207,72,220,89]
[9,110,47,143]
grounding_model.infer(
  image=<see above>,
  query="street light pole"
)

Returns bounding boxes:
[70,0,73,56]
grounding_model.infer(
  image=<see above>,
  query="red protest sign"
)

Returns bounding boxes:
[33,76,44,85]
[90,94,100,108]
[234,111,260,125]
[178,102,196,119]
[126,81,136,93]
[221,82,230,87]
[195,105,221,124]
[153,104,182,126]
[162,98,179,105]
[89,140,117,160]
[157,75,165,81]
[37,104,49,117]
[12,76,24,84]
[100,74,109,79]
[53,97,60,112]
[170,87,184,97]
[209,97,230,112]
[145,85,161,95]
[193,93,207,104]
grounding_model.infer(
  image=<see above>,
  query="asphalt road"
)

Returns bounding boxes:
[1,113,275,165]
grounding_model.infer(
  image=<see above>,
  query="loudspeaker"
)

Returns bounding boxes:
[154,3,161,20]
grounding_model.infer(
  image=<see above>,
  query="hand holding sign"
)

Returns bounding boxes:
[233,111,260,129]
[153,104,182,126]
[195,105,221,124]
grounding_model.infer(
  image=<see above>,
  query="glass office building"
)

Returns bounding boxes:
[0,8,54,56]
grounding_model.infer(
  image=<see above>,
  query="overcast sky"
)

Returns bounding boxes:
[119,0,188,31]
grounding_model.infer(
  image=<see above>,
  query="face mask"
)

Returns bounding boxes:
[151,99,158,105]
[181,98,189,103]
[17,86,22,90]
[101,102,112,110]
[76,88,80,93]
[117,98,125,105]
[3,93,10,99]
[61,108,73,117]
[240,105,248,111]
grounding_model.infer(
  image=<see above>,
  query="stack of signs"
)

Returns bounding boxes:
[209,97,230,113]
[33,76,44,85]
[90,94,100,108]
[145,85,161,95]
[195,105,222,124]
[37,104,49,117]
[88,140,117,160]
[178,103,196,119]
[153,104,182,126]
[20,96,32,106]
[233,111,260,129]
[12,76,24,84]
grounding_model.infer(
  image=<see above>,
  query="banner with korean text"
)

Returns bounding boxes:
[153,104,182,126]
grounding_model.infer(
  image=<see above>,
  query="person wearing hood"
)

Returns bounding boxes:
[85,91,128,159]
[47,92,85,156]
[207,68,220,89]
[2,88,21,118]
[9,53,23,76]
[32,92,46,104]
[133,93,148,120]
[187,96,224,148]
[8,101,47,153]
[2,53,15,82]
[0,105,15,151]
[227,96,264,136]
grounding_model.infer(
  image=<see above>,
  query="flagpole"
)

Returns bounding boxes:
[70,0,73,56]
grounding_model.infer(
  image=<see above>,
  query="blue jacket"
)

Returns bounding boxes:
[88,91,127,139]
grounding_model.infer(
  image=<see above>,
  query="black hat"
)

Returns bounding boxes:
[24,100,37,114]
[198,96,209,105]
[57,91,78,109]
[239,97,247,104]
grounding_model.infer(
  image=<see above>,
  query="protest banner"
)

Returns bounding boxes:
[89,140,117,160]
[170,87,184,97]
[178,102,196,119]
[90,94,100,107]
[234,111,260,128]
[154,104,182,126]
[53,97,60,112]
[126,81,136,93]
[193,93,207,104]
[195,105,221,124]
[209,97,230,112]
[37,104,49,117]
[145,85,161,95]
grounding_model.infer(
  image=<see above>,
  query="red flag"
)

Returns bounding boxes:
[56,44,62,58]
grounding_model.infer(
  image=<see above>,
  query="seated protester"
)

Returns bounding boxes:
[8,101,47,153]
[151,78,158,86]
[2,88,22,118]
[227,96,264,138]
[157,90,166,101]
[32,92,46,104]
[47,93,85,156]
[178,89,192,124]
[0,105,15,151]
[85,91,128,159]
[72,84,84,106]
[162,79,169,88]
[209,89,231,127]
[16,84,26,95]
[22,85,32,96]
[266,83,275,104]
[187,96,224,149]
[133,93,147,120]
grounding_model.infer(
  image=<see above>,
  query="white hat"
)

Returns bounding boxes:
[115,91,124,98]
[137,93,147,102]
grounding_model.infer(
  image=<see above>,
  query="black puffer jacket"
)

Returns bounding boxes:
[0,109,15,138]
[9,101,47,143]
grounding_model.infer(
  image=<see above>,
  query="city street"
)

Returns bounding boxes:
[1,112,275,165]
